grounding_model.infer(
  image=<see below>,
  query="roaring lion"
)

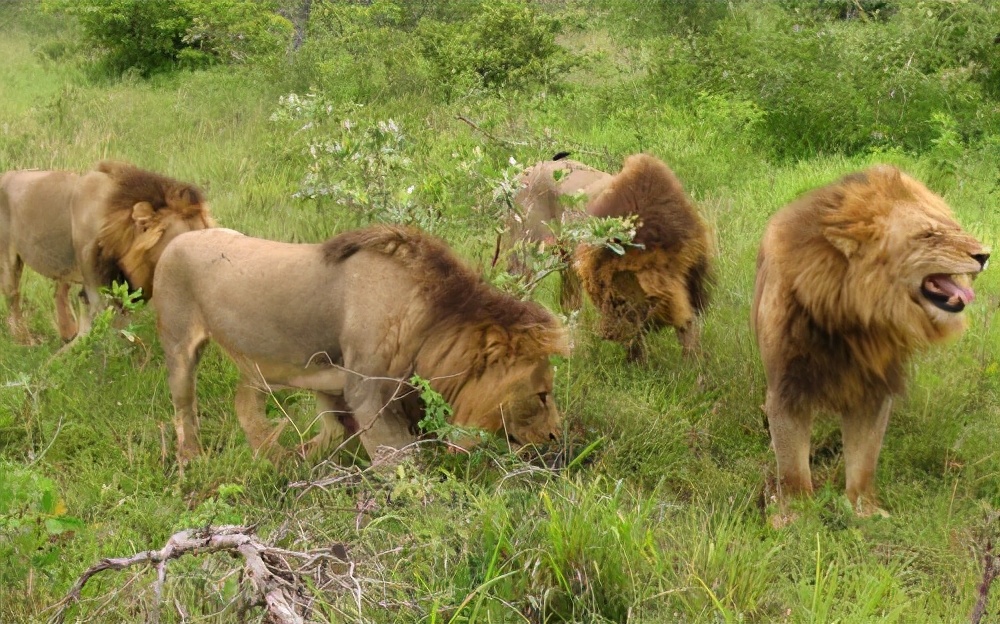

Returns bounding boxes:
[0,161,214,342]
[152,225,569,466]
[752,165,989,518]
[509,153,712,361]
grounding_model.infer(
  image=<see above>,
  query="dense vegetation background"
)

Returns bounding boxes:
[1,0,999,621]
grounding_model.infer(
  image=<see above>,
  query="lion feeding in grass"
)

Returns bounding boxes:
[510,153,712,362]
[153,225,568,466]
[0,161,214,342]
[752,165,989,518]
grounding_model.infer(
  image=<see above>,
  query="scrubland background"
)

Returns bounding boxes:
[1,1,999,622]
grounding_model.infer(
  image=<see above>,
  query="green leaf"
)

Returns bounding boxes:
[40,489,56,515]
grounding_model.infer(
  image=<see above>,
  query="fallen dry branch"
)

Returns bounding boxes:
[971,538,998,624]
[49,525,348,624]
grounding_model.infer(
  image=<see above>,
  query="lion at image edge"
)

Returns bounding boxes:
[153,224,569,467]
[752,164,989,522]
[0,160,214,343]
[507,152,713,362]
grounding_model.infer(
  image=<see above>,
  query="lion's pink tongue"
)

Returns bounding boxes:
[926,275,975,304]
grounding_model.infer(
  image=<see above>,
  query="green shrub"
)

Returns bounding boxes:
[43,0,292,76]
[417,0,574,98]
[281,0,433,100]
[0,463,85,587]
[653,1,1000,157]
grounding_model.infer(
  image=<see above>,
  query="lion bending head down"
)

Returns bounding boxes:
[574,154,713,362]
[752,165,988,519]
[0,160,213,342]
[153,225,568,468]
[92,160,215,300]
[509,153,713,362]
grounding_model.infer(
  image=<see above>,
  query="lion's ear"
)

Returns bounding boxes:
[132,202,155,232]
[824,227,860,258]
[481,326,510,369]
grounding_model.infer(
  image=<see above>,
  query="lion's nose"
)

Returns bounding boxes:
[972,252,990,270]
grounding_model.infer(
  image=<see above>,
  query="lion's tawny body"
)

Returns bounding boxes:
[752,165,988,516]
[153,225,568,465]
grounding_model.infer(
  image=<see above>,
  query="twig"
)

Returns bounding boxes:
[48,525,344,624]
[456,115,531,148]
[491,231,503,268]
[971,538,998,624]
[28,413,64,466]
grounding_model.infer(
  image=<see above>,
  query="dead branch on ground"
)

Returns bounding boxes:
[49,525,350,624]
[971,538,998,624]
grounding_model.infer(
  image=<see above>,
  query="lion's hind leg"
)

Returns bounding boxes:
[234,373,287,464]
[0,251,31,343]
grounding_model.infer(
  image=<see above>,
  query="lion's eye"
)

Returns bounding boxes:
[538,392,548,406]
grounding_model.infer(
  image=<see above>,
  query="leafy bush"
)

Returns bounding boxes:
[0,464,85,587]
[653,1,1000,157]
[281,0,433,100]
[271,93,443,230]
[43,0,292,76]
[417,0,574,97]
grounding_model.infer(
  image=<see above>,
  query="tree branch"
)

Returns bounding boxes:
[971,538,998,624]
[49,525,344,624]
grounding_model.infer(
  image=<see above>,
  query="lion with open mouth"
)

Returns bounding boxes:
[752,165,989,519]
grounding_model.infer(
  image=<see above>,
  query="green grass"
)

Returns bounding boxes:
[1,4,999,623]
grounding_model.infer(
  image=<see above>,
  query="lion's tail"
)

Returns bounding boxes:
[686,255,712,316]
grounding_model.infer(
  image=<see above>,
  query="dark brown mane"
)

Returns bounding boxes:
[96,160,206,218]
[588,154,703,252]
[323,225,564,338]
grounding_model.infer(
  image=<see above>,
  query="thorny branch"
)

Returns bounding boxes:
[48,525,349,624]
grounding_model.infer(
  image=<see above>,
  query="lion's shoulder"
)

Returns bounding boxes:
[323,225,566,357]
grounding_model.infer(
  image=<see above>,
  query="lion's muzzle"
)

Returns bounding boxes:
[920,251,989,313]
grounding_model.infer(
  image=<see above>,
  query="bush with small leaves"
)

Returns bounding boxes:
[43,0,292,76]
[417,0,574,98]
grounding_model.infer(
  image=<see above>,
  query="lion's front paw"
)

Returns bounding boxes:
[852,497,890,519]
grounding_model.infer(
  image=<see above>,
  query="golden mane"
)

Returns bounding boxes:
[323,225,569,370]
[779,166,956,348]
[94,160,213,294]
[754,165,978,409]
